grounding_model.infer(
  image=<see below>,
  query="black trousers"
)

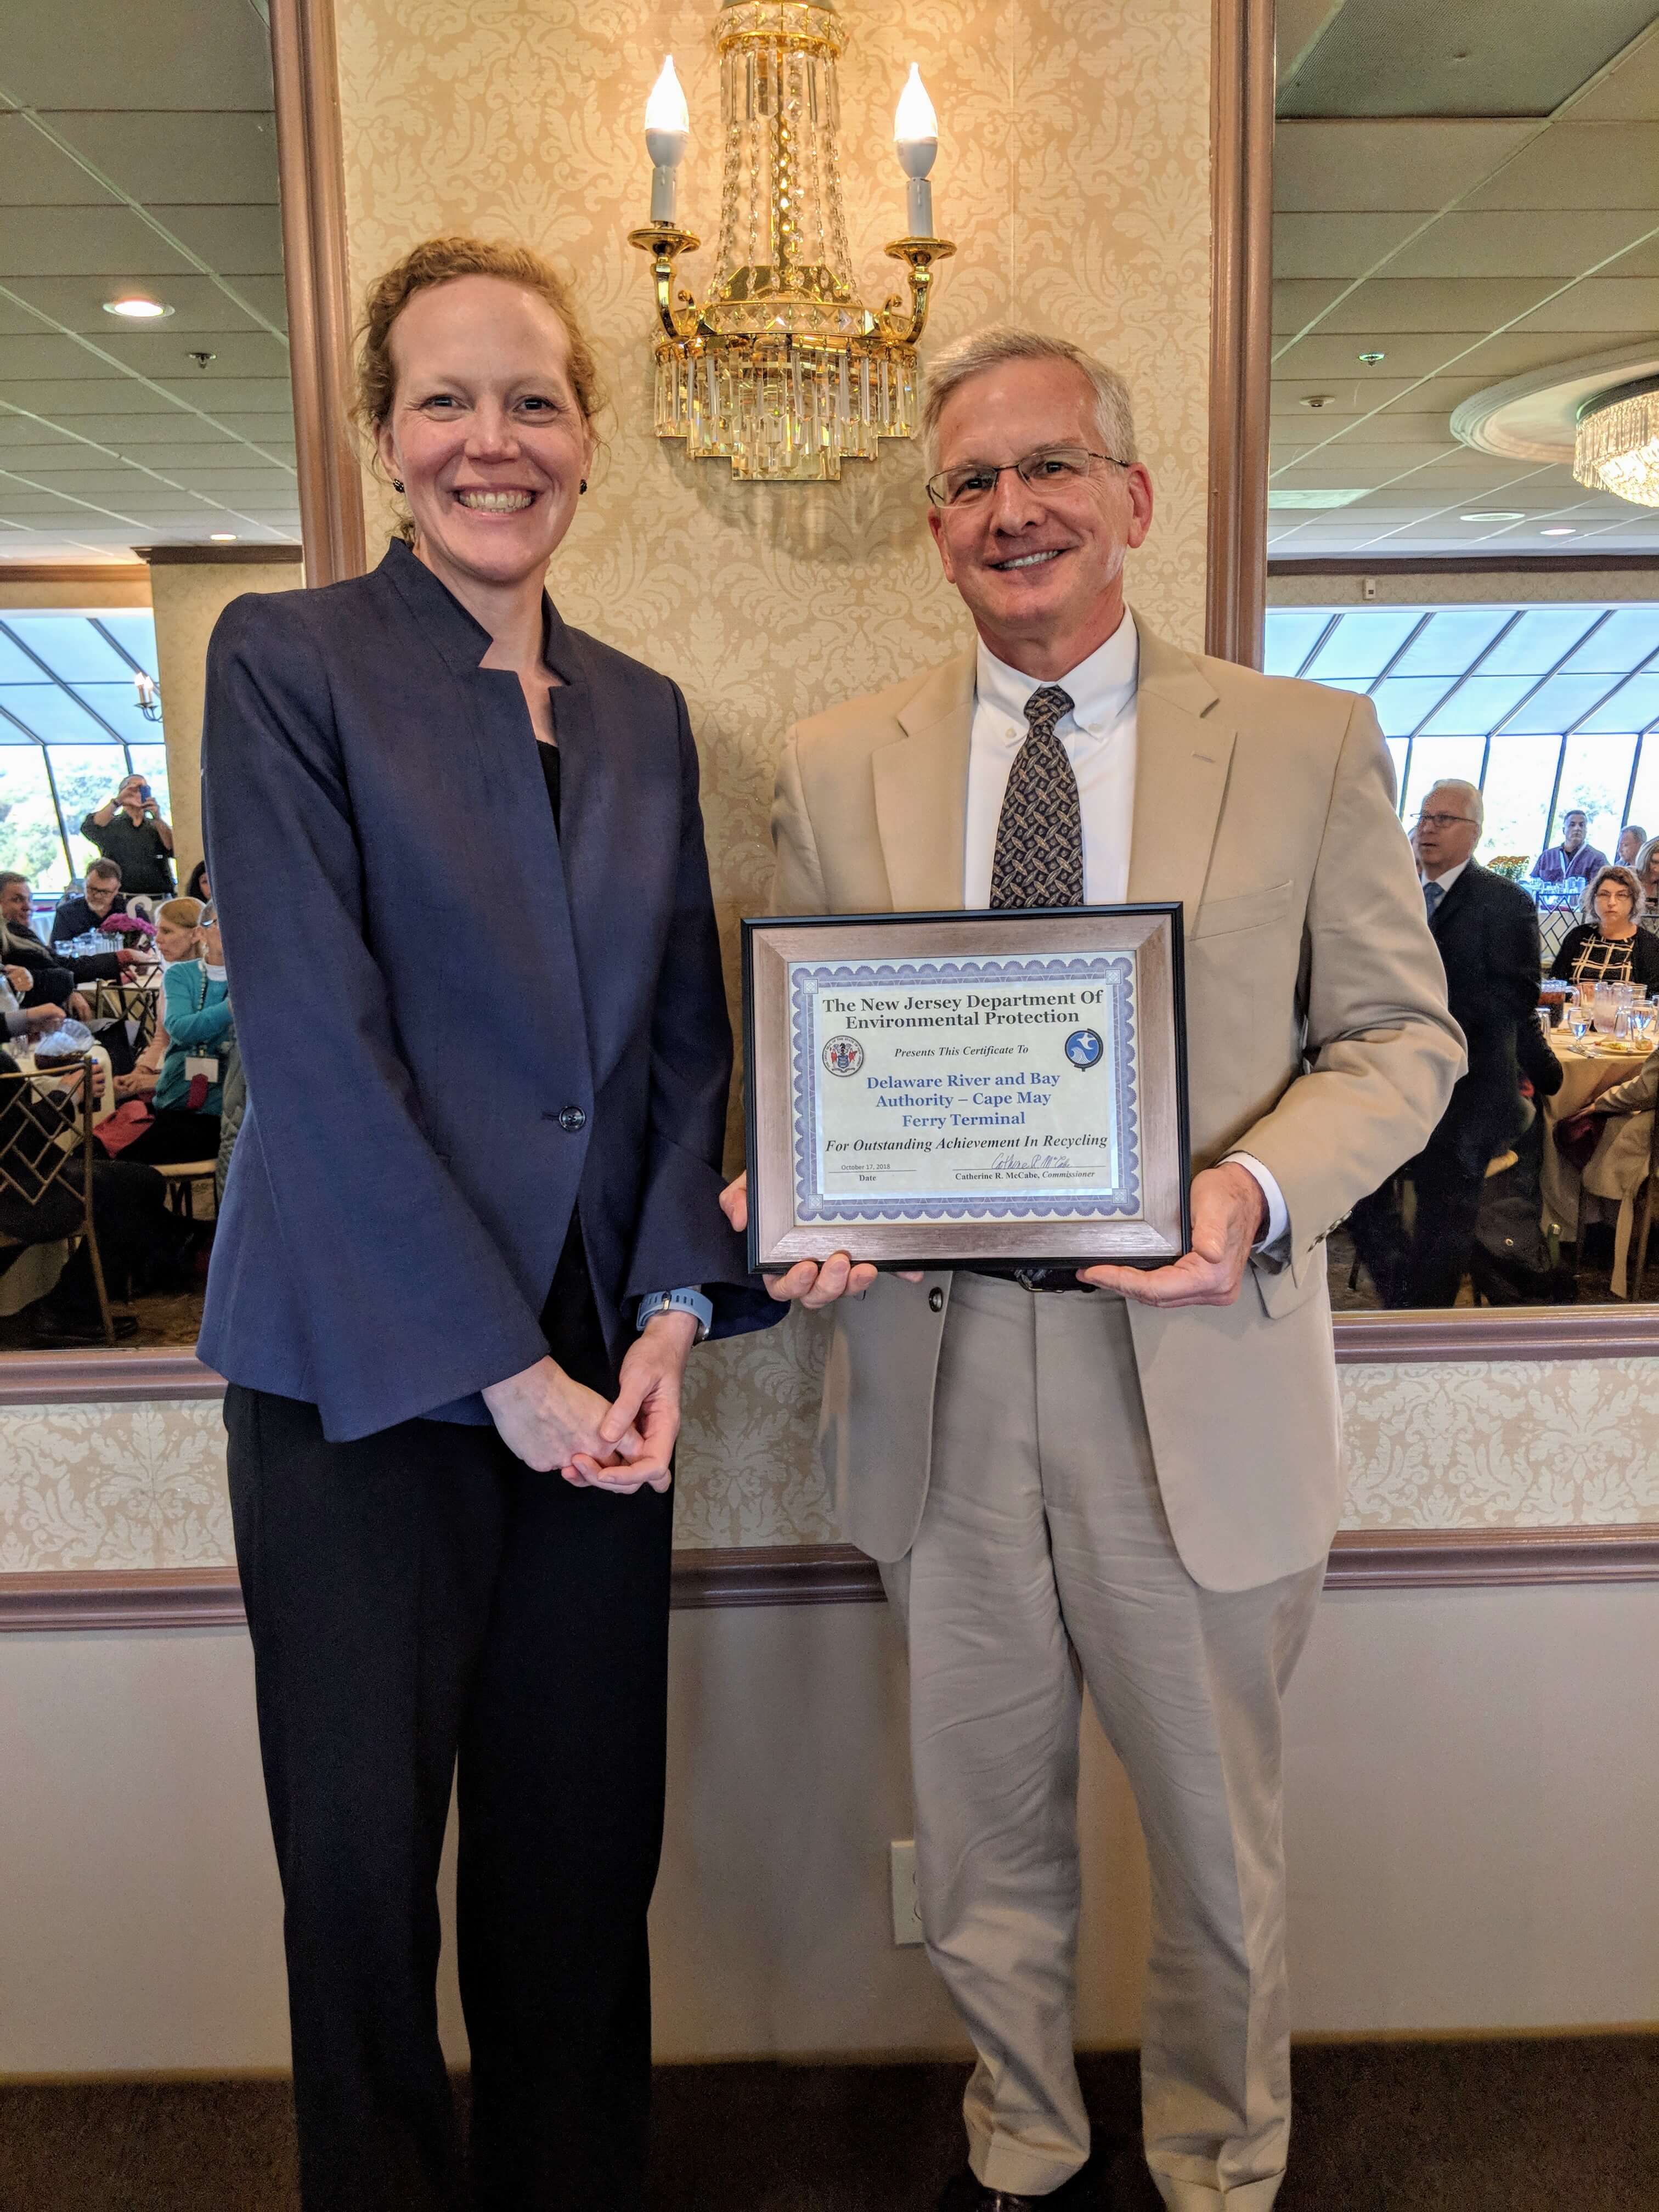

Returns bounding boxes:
[225,1239,672,2212]
[1348,1141,1488,1309]
[120,1108,221,1163]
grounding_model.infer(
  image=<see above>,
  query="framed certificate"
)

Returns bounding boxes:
[742,906,1190,1272]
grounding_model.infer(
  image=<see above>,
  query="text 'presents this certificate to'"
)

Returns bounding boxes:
[743,909,1190,1273]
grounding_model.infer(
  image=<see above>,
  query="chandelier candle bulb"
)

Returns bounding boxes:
[644,57,691,223]
[894,65,939,239]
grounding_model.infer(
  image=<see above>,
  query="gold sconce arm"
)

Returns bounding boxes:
[627,224,707,343]
[876,236,957,347]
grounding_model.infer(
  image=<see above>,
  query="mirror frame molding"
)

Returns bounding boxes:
[2,0,1655,1629]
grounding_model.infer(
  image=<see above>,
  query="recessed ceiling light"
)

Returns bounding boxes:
[1358,351,1385,365]
[1460,511,1525,522]
[1541,526,1578,537]
[210,532,237,542]
[103,293,173,320]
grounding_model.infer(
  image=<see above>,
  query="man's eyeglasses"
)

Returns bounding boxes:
[1414,812,1477,831]
[925,444,1132,510]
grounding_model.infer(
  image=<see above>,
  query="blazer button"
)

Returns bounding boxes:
[557,1105,587,1133]
[928,1286,945,1312]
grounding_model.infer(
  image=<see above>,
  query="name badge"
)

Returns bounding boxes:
[184,1056,219,1083]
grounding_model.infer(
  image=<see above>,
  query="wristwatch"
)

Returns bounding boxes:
[636,1286,713,1342]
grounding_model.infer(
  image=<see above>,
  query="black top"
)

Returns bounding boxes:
[51,892,129,943]
[536,738,562,833]
[78,809,173,895]
[1548,923,1659,993]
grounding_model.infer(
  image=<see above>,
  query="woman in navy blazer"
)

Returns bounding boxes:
[200,236,775,2212]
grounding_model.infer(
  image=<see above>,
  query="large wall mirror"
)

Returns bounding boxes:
[0,0,300,1362]
[1267,0,1659,1335]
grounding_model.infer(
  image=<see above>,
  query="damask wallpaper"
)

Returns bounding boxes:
[6,1358,1659,1572]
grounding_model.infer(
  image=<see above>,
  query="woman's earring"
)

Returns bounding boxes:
[393,478,405,493]
[579,479,588,494]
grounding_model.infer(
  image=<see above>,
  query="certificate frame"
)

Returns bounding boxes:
[742,907,1190,1273]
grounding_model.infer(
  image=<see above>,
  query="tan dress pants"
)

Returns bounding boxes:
[882,1272,1323,2209]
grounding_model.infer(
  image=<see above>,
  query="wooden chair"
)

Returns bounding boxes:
[0,1054,115,1346]
[155,1158,220,1228]
[82,977,159,1051]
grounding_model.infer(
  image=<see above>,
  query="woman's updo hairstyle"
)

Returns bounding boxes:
[352,235,606,544]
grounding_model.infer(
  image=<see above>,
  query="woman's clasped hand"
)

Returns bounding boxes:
[479,1307,697,1495]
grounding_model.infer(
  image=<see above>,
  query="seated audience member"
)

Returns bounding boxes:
[1351,779,1541,1307]
[199,904,242,1205]
[1633,836,1659,932]
[1549,865,1659,992]
[1,870,142,989]
[184,860,211,904]
[1589,1040,1659,1120]
[0,1036,184,1341]
[52,858,128,943]
[1618,823,1649,867]
[80,773,176,897]
[2,998,70,1050]
[1533,808,1608,884]
[120,899,230,1164]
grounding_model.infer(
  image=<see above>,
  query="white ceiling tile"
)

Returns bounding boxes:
[0,206,195,279]
[1384,210,1659,280]
[41,111,281,206]
[150,206,284,276]
[1274,119,1541,213]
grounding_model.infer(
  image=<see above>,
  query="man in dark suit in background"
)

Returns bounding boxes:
[1351,778,1540,1307]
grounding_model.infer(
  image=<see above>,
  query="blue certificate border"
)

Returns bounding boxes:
[789,955,1140,1224]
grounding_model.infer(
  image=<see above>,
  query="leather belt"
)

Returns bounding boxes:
[965,1265,1096,1295]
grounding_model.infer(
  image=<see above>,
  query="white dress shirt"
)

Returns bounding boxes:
[965,613,1287,1248]
[1422,857,1470,900]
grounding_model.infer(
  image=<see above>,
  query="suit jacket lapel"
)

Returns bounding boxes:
[1125,622,1235,922]
[1430,862,1476,938]
[871,651,975,911]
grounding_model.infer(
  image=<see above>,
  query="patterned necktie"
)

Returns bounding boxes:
[1423,879,1445,921]
[989,685,1082,909]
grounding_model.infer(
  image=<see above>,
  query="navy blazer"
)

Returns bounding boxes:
[198,539,775,1441]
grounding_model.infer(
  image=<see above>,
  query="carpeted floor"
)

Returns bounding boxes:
[2,2039,1656,2210]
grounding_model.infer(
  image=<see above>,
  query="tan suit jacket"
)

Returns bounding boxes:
[769,619,1466,1593]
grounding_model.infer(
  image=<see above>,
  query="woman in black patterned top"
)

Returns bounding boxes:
[1549,864,1659,991]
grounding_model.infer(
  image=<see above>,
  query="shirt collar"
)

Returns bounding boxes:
[975,610,1139,741]
[1423,856,1471,894]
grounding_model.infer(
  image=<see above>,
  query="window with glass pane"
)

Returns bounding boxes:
[1551,732,1639,859]
[1479,735,1564,866]
[1560,607,1659,674]
[1384,737,1408,801]
[1262,610,1333,677]
[1401,736,1485,827]
[1389,608,1510,678]
[1305,608,1422,683]
[48,746,132,880]
[1370,678,1457,736]
[0,747,70,891]
[1478,607,1604,676]
[1621,736,1659,848]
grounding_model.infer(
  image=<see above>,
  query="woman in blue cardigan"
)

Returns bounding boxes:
[122,897,232,1165]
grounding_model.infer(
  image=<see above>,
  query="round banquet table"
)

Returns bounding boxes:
[1539,1029,1656,1294]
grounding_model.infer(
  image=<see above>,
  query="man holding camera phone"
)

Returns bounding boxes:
[82,772,176,897]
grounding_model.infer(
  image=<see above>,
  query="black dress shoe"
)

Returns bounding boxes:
[935,2162,1098,2210]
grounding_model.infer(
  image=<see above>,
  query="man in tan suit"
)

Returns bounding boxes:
[724,329,1463,2210]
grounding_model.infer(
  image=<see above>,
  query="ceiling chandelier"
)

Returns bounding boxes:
[628,1,954,483]
[1574,375,1659,508]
